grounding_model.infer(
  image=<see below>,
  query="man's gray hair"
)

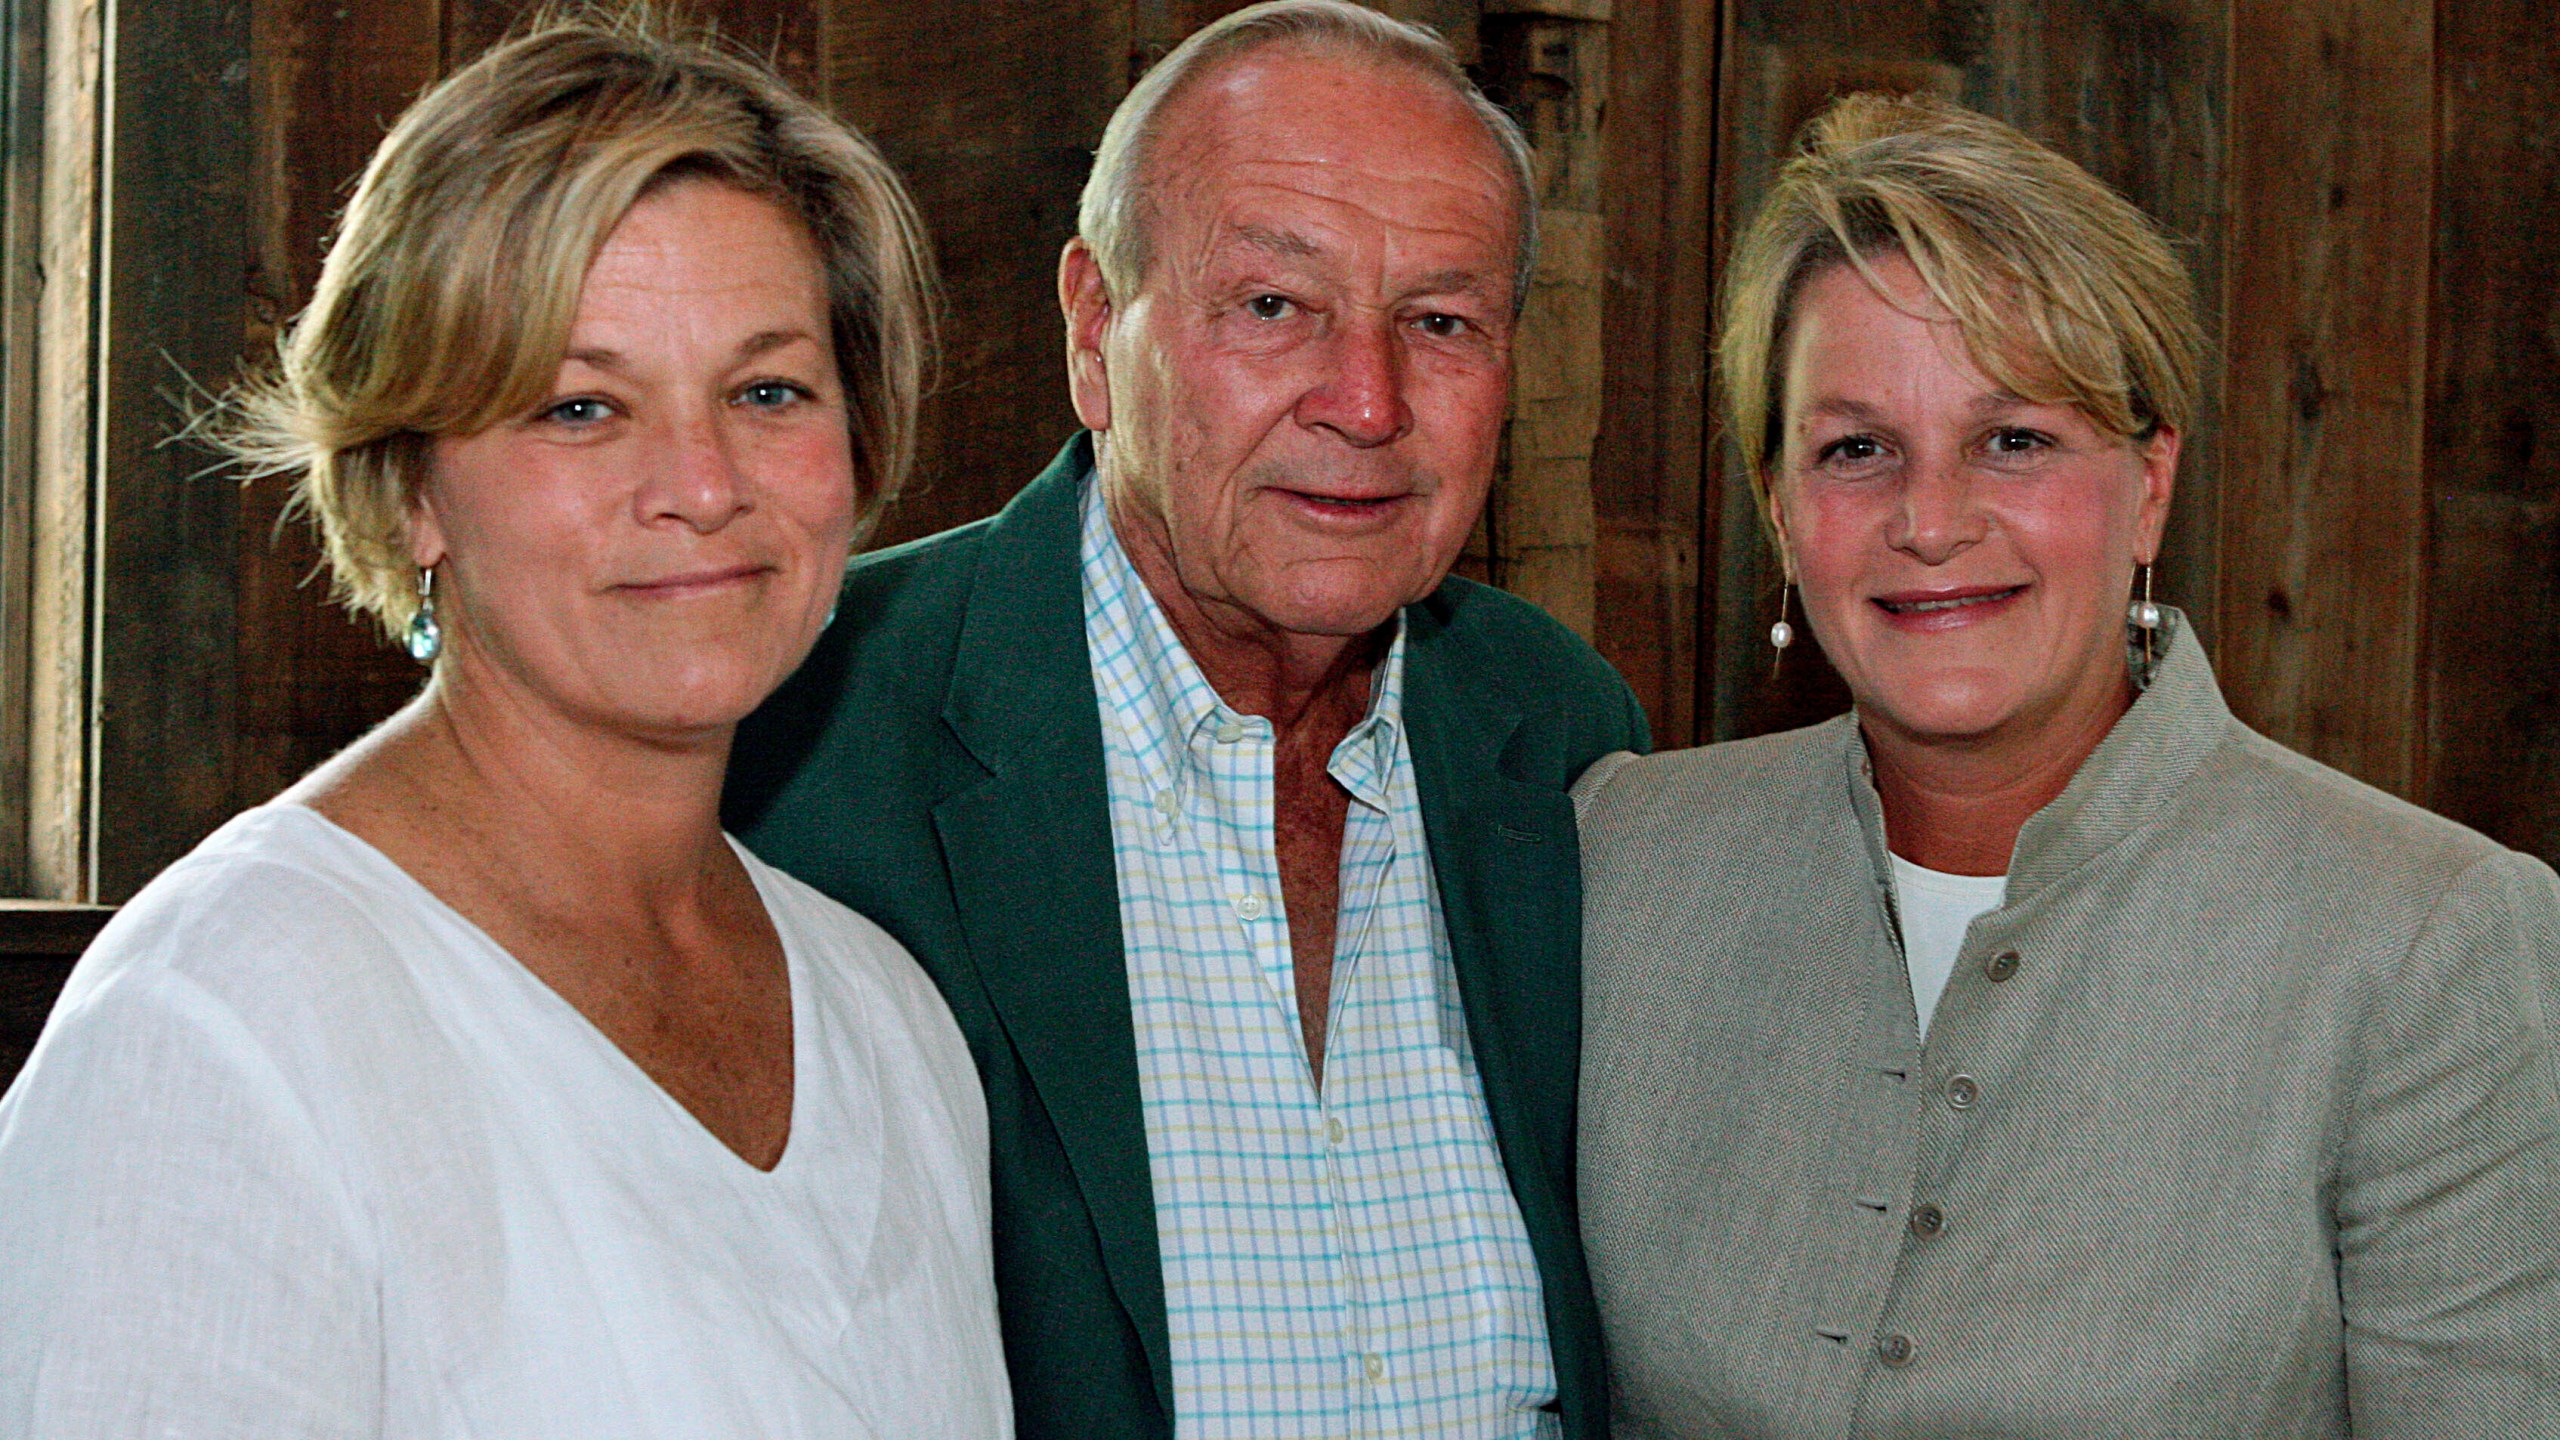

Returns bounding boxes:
[1078,0,1540,311]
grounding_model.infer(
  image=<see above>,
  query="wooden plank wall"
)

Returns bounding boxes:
[2423,0,2560,863]
[39,0,2560,914]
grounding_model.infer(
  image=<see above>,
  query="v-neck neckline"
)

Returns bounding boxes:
[278,803,811,1179]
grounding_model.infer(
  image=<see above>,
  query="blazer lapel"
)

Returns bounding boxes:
[1400,604,1583,1179]
[930,442,1172,1407]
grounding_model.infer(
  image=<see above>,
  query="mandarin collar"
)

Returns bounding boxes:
[1844,609,2231,904]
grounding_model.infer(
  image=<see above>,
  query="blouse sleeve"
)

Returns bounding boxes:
[0,962,382,1439]
[2337,848,2560,1437]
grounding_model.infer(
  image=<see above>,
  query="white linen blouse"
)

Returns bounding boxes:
[0,803,1012,1439]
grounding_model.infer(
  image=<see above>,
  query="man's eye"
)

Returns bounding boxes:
[1413,313,1469,339]
[1245,294,1294,320]
[541,396,614,426]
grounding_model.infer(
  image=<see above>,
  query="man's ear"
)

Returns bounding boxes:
[1059,238,1114,434]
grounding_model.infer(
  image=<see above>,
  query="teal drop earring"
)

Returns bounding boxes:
[405,566,442,664]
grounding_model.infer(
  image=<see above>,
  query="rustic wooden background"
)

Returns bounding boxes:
[27,0,2560,929]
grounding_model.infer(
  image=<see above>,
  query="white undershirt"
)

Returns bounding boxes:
[1888,853,2009,1040]
[0,803,1013,1439]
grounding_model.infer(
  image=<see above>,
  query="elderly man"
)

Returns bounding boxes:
[729,3,1645,1436]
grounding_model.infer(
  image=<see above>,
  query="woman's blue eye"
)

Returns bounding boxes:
[1246,294,1293,320]
[544,397,612,425]
[740,381,805,408]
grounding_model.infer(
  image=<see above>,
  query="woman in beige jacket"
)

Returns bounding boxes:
[1575,93,2559,1439]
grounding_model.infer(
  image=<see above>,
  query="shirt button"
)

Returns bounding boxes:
[1944,1074,1980,1111]
[1363,1353,1386,1381]
[1233,893,1266,921]
[1326,1116,1346,1146]
[1877,1333,1915,1368]
[1908,1202,1946,1237]
[1152,789,1178,818]
[1215,719,1247,743]
[1985,949,2021,981]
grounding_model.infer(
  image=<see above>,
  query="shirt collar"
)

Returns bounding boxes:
[1078,471,1408,799]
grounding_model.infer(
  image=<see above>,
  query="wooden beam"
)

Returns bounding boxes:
[2217,0,2433,798]
[0,0,47,895]
[25,0,102,900]
[1482,7,1608,639]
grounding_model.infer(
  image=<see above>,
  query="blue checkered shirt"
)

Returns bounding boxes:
[1078,477,1560,1440]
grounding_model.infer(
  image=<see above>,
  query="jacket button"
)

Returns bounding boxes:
[1908,1202,1945,1237]
[1986,949,2021,981]
[1877,1333,1916,1367]
[1945,1074,1980,1111]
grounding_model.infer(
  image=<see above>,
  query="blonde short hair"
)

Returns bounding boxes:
[220,11,937,640]
[1719,92,2203,521]
[1079,0,1538,310]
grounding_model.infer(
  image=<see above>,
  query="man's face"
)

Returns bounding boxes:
[1065,50,1521,640]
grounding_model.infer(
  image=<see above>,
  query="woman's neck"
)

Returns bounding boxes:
[285,663,738,923]
[1862,675,2136,876]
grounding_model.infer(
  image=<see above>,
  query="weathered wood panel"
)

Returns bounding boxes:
[2424,0,2560,860]
[1704,0,2228,745]
[444,0,819,88]
[90,0,252,901]
[825,0,1122,545]
[2217,0,2432,797]
[1584,0,1712,742]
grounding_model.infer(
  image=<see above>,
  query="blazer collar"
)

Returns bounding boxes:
[942,434,1097,770]
[1846,608,2231,904]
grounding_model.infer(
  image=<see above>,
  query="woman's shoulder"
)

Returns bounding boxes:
[2208,722,2524,889]
[1576,714,1859,828]
[55,804,436,1020]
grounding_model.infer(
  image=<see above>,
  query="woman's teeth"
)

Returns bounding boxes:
[1881,587,2021,615]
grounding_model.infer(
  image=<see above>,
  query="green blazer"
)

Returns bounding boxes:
[727,436,1648,1439]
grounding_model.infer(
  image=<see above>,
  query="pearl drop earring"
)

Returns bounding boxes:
[2127,562,2160,676]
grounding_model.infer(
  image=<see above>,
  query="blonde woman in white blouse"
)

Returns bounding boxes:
[0,17,1008,1438]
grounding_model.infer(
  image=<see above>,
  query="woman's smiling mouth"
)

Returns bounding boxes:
[1873,584,2027,617]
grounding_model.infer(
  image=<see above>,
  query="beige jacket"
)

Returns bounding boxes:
[1574,619,2560,1439]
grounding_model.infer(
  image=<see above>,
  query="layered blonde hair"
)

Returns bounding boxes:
[220,9,937,640]
[1719,92,2203,523]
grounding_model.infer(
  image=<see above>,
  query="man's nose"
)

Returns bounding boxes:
[1295,315,1412,448]
[1887,451,1985,565]
[636,405,753,532]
